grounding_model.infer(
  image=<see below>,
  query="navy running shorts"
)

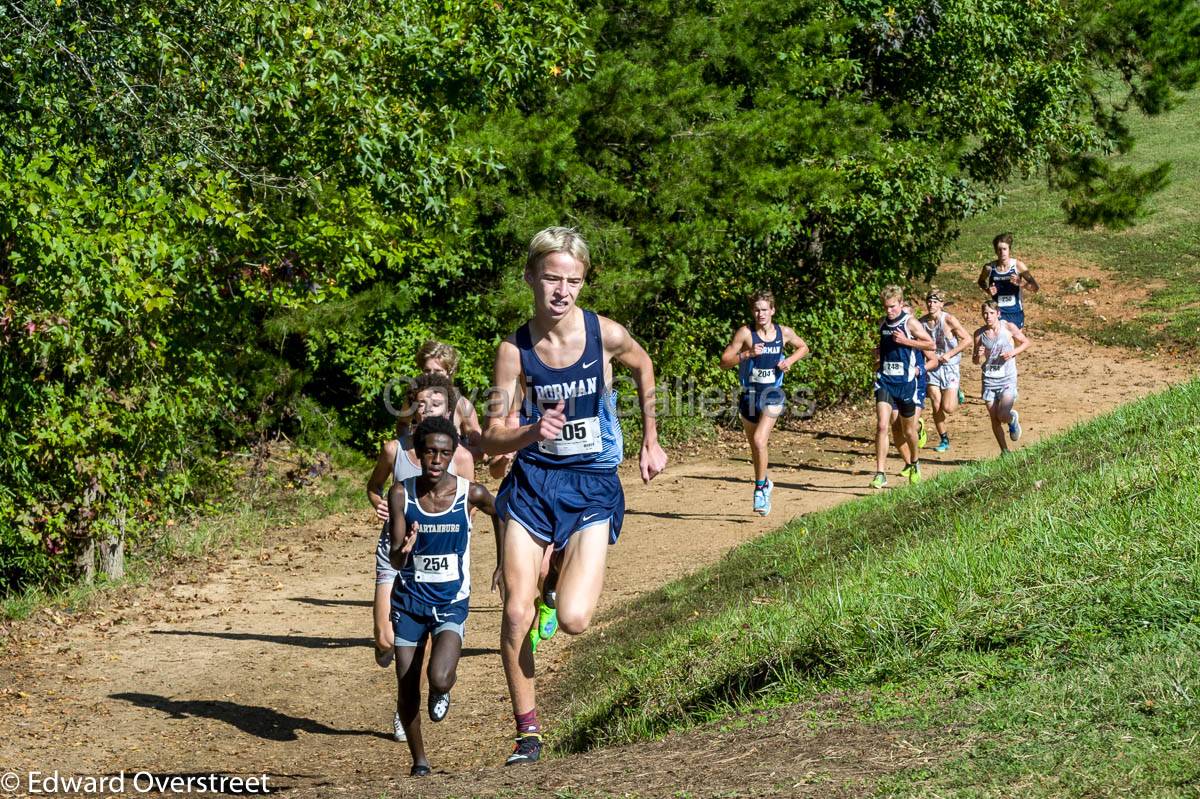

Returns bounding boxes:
[496,458,624,551]
[738,387,786,424]
[390,595,468,647]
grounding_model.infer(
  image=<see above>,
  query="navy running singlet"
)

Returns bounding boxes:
[989,258,1024,326]
[394,476,472,608]
[876,311,920,390]
[516,310,623,471]
[738,324,785,393]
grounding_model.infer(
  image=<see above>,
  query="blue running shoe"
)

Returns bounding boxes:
[752,486,766,515]
[1008,410,1021,441]
[934,435,950,453]
[759,479,773,517]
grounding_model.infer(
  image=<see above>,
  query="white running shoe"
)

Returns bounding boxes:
[392,710,407,742]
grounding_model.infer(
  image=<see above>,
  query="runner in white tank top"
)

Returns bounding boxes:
[920,290,970,453]
[972,300,1032,455]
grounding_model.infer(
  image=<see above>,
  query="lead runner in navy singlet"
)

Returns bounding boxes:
[484,227,669,766]
[976,232,1039,329]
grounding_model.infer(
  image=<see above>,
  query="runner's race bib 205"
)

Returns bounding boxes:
[413,553,460,583]
[538,415,602,456]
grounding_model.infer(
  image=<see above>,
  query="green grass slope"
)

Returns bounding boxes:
[945,91,1200,353]
[553,379,1200,797]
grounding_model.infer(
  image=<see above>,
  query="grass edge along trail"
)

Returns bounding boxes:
[552,379,1200,797]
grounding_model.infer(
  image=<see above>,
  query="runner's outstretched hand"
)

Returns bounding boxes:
[640,441,668,484]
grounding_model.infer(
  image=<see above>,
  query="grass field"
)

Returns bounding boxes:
[943,91,1200,353]
[552,378,1200,796]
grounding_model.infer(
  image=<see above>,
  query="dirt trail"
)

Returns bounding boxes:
[2,261,1195,798]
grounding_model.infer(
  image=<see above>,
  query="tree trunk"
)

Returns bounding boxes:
[99,508,126,580]
[75,538,96,584]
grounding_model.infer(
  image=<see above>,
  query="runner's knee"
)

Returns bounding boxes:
[556,606,592,635]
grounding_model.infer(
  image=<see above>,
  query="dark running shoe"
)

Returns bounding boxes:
[505,733,543,765]
[410,763,431,777]
[428,691,451,722]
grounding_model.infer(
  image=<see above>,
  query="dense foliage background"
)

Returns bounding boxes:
[2,0,1197,591]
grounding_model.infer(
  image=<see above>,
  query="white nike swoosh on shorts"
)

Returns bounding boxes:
[582,513,599,522]
[582,360,598,369]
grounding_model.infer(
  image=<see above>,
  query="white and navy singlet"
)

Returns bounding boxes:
[394,476,472,609]
[515,309,623,471]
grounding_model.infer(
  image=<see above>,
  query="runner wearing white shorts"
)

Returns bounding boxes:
[920,290,970,453]
[973,300,1032,455]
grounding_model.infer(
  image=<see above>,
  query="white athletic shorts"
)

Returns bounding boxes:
[982,383,1017,406]
[928,361,960,391]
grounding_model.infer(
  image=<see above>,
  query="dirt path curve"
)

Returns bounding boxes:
[2,266,1195,798]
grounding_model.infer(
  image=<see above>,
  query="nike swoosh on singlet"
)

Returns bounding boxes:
[582,360,598,369]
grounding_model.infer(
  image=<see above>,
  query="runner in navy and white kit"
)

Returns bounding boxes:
[366,374,476,742]
[977,232,1039,329]
[973,300,1031,455]
[484,227,668,766]
[387,416,500,777]
[720,290,809,516]
[871,285,935,488]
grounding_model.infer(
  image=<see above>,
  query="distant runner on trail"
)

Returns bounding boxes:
[366,373,475,743]
[387,416,500,777]
[977,232,1039,329]
[871,285,935,488]
[920,290,970,453]
[483,226,668,766]
[719,290,810,516]
[973,300,1031,455]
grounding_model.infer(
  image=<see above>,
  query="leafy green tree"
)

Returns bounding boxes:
[0,0,589,591]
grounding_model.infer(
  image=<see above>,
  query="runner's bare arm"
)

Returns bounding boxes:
[977,265,993,294]
[456,396,484,459]
[387,481,417,568]
[452,445,475,478]
[902,316,937,352]
[972,329,987,364]
[941,314,972,361]
[367,439,399,521]
[1015,261,1039,293]
[778,326,810,372]
[601,316,668,483]
[468,482,504,593]
[719,326,753,369]
[1003,322,1032,360]
[482,338,562,455]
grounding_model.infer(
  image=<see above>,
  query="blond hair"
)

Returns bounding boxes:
[748,290,775,309]
[881,284,905,303]
[415,339,460,377]
[525,226,591,276]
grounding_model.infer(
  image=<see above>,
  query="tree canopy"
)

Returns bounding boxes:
[1,0,1196,591]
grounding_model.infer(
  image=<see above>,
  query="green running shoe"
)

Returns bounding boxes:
[957,387,965,404]
[870,471,887,489]
[917,418,928,449]
[536,598,558,642]
[907,462,922,484]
